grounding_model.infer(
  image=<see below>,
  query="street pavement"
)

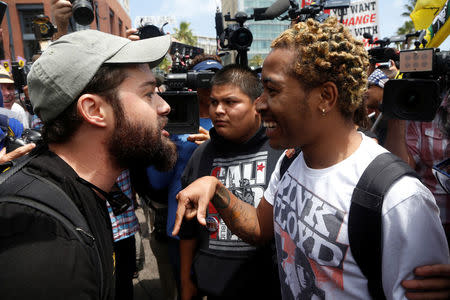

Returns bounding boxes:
[133,200,178,300]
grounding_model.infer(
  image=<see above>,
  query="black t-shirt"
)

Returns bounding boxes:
[180,127,283,299]
[0,148,114,300]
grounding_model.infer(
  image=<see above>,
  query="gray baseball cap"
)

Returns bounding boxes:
[28,29,171,122]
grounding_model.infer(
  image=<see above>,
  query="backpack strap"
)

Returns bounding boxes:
[0,150,105,300]
[348,152,419,299]
[280,148,301,178]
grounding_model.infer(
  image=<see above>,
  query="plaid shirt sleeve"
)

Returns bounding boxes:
[406,120,450,225]
[107,169,140,241]
[406,121,421,165]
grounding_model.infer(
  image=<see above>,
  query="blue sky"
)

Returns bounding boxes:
[129,0,450,50]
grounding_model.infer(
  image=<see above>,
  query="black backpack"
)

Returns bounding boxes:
[280,150,419,300]
[0,149,104,299]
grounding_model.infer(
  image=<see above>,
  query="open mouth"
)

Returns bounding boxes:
[262,121,279,138]
[263,121,277,129]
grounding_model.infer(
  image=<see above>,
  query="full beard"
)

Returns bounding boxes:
[108,114,177,171]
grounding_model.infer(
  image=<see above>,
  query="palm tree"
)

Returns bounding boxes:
[158,57,172,74]
[249,54,264,67]
[396,0,417,49]
[174,21,197,46]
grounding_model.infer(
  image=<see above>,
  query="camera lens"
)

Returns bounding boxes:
[230,27,253,50]
[72,0,94,26]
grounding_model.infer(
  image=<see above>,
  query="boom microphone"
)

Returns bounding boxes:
[263,0,290,19]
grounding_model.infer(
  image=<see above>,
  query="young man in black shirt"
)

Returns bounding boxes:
[0,30,177,299]
[179,64,283,300]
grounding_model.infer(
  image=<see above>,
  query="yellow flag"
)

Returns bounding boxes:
[411,0,447,29]
[422,0,450,47]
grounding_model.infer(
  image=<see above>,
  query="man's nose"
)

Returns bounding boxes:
[255,93,267,113]
[215,102,226,114]
[157,93,171,116]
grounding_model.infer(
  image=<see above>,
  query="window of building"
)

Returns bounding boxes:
[17,4,44,61]
[109,9,115,34]
[118,19,123,36]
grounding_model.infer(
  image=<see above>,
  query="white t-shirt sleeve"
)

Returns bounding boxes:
[381,176,449,300]
[263,152,285,206]
[11,103,30,129]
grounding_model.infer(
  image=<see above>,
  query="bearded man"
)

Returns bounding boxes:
[0,30,177,300]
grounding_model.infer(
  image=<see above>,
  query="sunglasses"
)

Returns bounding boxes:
[432,158,450,194]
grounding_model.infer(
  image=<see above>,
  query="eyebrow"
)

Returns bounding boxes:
[262,76,280,86]
[140,80,157,89]
[210,95,239,101]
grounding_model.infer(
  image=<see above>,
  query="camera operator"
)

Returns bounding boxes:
[51,0,73,40]
[0,70,36,163]
[385,92,450,246]
[365,68,389,144]
[0,66,30,128]
[51,0,95,40]
[366,69,389,118]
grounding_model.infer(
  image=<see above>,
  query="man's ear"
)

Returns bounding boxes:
[76,94,109,128]
[317,81,338,115]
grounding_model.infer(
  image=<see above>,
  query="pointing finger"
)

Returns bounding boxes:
[196,196,209,226]
[172,194,187,236]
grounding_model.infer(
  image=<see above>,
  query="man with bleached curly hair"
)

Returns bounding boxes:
[173,17,449,299]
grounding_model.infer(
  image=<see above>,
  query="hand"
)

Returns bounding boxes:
[126,28,140,41]
[187,126,210,145]
[172,176,219,236]
[181,277,198,300]
[51,0,72,38]
[0,143,35,164]
[402,264,450,299]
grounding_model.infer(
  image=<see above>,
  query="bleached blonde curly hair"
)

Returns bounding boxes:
[271,17,369,119]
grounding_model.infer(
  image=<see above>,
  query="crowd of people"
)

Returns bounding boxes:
[0,0,448,300]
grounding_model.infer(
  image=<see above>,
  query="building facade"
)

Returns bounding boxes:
[196,35,217,55]
[221,0,289,64]
[0,0,131,63]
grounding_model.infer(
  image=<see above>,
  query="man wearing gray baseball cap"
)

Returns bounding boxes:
[0,30,177,299]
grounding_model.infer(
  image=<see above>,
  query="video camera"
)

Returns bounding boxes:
[32,15,56,53]
[70,0,94,26]
[32,15,57,40]
[0,115,42,153]
[283,0,350,23]
[213,0,296,66]
[363,33,400,68]
[362,31,428,69]
[383,47,450,121]
[162,41,216,134]
[137,24,211,134]
[5,128,42,153]
[216,10,253,66]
